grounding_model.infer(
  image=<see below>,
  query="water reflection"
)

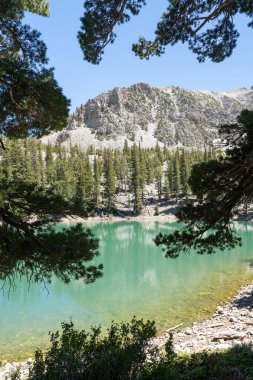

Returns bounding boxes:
[0,222,253,360]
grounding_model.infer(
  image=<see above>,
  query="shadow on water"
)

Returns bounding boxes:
[1,221,253,360]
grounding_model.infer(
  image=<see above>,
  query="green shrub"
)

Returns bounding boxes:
[28,318,163,380]
[8,367,21,380]
[28,318,253,380]
[173,344,253,380]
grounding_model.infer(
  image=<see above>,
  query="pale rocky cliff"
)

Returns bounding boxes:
[41,84,253,149]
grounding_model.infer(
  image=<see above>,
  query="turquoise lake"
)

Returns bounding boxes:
[1,221,253,360]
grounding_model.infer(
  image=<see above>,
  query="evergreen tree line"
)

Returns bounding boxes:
[0,139,220,215]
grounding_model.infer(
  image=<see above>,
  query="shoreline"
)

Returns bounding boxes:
[60,213,178,224]
[1,280,253,379]
[58,199,253,224]
[59,212,253,225]
[152,281,253,354]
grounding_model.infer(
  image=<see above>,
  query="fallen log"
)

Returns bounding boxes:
[166,323,183,332]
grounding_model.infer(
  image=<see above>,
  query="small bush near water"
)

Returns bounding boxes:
[27,319,253,380]
[28,318,166,380]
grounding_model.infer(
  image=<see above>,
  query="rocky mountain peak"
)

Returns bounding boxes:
[42,84,253,150]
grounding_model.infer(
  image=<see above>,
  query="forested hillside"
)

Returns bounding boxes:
[1,139,220,216]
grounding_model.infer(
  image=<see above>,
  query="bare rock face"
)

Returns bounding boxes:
[42,84,253,150]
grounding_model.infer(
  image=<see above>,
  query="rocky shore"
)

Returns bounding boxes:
[60,212,178,224]
[58,198,253,225]
[152,282,253,354]
[2,282,253,379]
[59,198,180,224]
[0,359,31,380]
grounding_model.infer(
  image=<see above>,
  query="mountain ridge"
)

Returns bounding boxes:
[41,83,253,149]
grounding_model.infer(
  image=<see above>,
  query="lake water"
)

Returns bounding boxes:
[1,221,253,360]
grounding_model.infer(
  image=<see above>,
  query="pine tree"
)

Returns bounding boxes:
[123,139,130,157]
[78,1,253,65]
[103,150,116,214]
[29,139,42,184]
[130,144,142,214]
[180,150,191,197]
[37,141,45,185]
[1,141,13,182]
[83,154,94,210]
[139,146,147,201]
[155,142,163,164]
[54,144,68,199]
[10,139,26,182]
[113,150,123,193]
[146,156,155,185]
[121,154,130,195]
[74,172,88,215]
[154,162,163,201]
[172,150,181,201]
[93,157,102,208]
[45,144,55,185]
[164,175,170,200]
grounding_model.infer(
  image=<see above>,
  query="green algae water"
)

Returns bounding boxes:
[1,221,253,360]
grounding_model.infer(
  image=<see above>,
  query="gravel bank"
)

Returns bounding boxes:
[152,282,253,354]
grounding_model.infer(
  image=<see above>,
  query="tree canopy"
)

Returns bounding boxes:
[0,0,69,139]
[0,0,103,288]
[0,179,103,289]
[78,0,253,64]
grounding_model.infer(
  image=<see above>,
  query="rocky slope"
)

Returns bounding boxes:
[42,84,253,149]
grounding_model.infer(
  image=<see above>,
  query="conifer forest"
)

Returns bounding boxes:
[0,139,220,216]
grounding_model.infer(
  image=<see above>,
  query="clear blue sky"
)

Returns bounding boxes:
[25,0,253,113]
